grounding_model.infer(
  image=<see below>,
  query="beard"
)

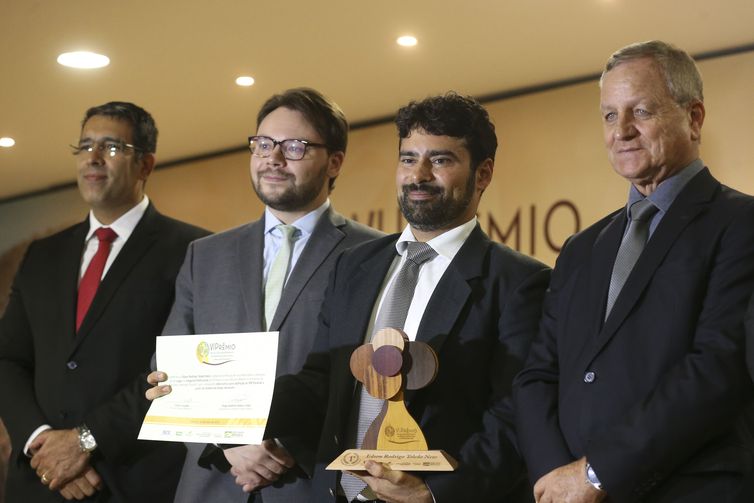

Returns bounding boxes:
[252,163,328,212]
[398,173,475,231]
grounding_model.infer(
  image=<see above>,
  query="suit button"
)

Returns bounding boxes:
[59,410,68,419]
[584,371,596,383]
[66,361,78,370]
[329,488,335,497]
[334,434,339,445]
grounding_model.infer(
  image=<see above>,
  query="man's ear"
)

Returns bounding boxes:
[139,153,156,181]
[476,158,494,193]
[688,101,705,142]
[327,151,344,180]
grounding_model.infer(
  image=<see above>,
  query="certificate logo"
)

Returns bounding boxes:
[195,340,236,365]
[196,342,210,363]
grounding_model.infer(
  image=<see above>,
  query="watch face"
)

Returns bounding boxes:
[79,428,97,452]
[82,435,96,450]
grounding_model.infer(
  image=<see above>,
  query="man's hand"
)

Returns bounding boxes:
[346,460,432,503]
[224,439,296,493]
[58,467,103,500]
[533,457,606,503]
[29,429,89,491]
[145,371,171,400]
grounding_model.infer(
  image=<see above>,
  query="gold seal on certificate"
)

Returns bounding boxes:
[326,328,457,472]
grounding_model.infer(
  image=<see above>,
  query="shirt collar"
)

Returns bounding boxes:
[396,217,477,261]
[86,195,149,242]
[626,158,704,214]
[264,199,331,237]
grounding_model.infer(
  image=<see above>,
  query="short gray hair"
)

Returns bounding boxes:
[600,40,703,106]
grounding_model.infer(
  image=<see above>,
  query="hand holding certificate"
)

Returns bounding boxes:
[139,332,279,444]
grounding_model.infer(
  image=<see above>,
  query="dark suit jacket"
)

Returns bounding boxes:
[266,224,551,502]
[162,207,382,503]
[746,294,754,381]
[514,168,754,502]
[0,203,209,502]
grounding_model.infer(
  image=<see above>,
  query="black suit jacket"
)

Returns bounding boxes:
[514,168,754,502]
[266,224,551,502]
[0,203,209,502]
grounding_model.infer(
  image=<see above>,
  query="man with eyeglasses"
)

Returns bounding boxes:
[146,88,381,503]
[0,101,209,501]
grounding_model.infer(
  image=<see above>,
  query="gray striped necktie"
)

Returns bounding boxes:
[341,241,438,501]
[264,224,296,330]
[605,198,658,320]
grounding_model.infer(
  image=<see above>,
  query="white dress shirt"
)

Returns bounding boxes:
[262,199,330,288]
[364,217,478,342]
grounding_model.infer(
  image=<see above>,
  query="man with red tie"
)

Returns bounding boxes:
[0,102,208,501]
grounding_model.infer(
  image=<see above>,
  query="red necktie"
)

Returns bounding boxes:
[76,227,118,332]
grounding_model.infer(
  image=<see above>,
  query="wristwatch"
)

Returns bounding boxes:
[77,424,97,453]
[585,462,603,491]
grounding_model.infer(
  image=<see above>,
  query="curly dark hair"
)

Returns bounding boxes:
[395,92,497,170]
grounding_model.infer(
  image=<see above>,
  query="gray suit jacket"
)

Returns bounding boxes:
[162,207,381,503]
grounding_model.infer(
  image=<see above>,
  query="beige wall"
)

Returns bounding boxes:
[1,51,753,269]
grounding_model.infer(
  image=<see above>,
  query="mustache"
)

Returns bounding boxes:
[401,183,443,196]
[258,168,292,179]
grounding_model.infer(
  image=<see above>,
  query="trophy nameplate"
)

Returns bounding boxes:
[327,328,457,472]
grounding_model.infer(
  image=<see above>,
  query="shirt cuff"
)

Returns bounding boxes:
[24,424,52,457]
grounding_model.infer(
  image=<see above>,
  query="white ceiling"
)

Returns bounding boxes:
[1,0,753,201]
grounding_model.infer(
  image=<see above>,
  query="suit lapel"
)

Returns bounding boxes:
[568,209,625,367]
[339,239,400,429]
[586,169,718,363]
[269,208,346,331]
[237,218,265,332]
[59,221,89,342]
[414,225,485,352]
[405,225,485,405]
[72,204,162,350]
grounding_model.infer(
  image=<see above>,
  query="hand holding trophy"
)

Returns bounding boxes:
[327,328,457,471]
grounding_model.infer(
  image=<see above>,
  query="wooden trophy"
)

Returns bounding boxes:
[327,328,457,471]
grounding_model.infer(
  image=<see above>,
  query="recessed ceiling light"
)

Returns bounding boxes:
[0,137,15,148]
[235,76,255,87]
[397,35,418,47]
[57,51,110,69]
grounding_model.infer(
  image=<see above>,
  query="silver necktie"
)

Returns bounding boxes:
[605,199,658,320]
[342,241,438,501]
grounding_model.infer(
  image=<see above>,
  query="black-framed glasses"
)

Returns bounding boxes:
[70,139,142,158]
[248,135,328,161]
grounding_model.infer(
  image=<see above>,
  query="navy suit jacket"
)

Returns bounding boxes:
[514,168,754,502]
[266,224,551,502]
[0,204,209,502]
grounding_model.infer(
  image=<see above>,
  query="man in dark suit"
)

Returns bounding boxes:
[251,92,551,502]
[0,102,209,501]
[514,40,754,503]
[146,88,381,502]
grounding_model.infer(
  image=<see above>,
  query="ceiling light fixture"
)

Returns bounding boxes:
[397,35,418,47]
[0,137,15,148]
[57,51,110,69]
[235,76,255,87]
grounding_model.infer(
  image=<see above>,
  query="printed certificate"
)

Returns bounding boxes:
[138,332,279,444]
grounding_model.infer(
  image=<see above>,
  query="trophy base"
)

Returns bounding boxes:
[327,449,457,471]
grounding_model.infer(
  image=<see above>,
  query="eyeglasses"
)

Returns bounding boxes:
[248,135,328,161]
[70,139,142,158]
